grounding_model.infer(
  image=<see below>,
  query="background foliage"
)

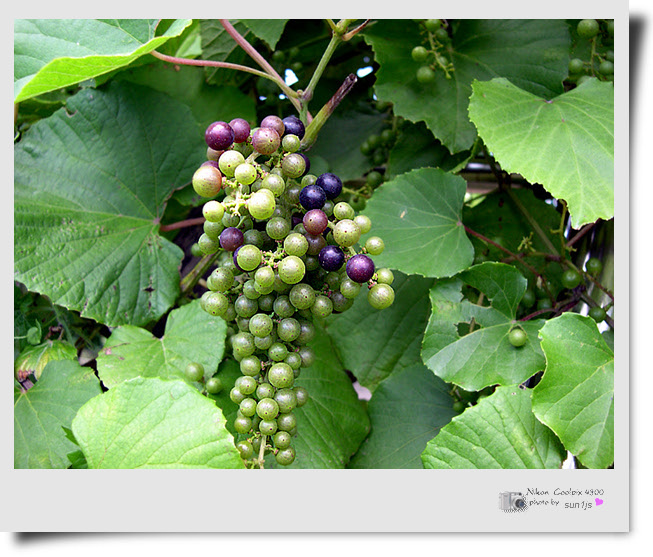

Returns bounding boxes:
[14,18,614,469]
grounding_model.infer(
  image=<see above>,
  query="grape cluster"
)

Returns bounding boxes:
[189,114,395,467]
[568,19,615,86]
[410,19,454,83]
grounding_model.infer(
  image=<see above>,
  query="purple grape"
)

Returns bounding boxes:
[229,118,251,143]
[299,184,326,210]
[201,160,221,170]
[260,115,285,137]
[298,153,310,176]
[305,233,327,256]
[219,227,244,252]
[205,121,235,151]
[282,115,305,139]
[232,246,245,272]
[346,254,375,283]
[318,245,345,272]
[316,173,343,200]
[303,209,328,235]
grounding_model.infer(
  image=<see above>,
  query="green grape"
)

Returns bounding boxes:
[284,352,302,370]
[294,386,309,407]
[589,306,607,323]
[254,266,276,289]
[248,189,276,220]
[424,19,441,32]
[568,58,585,74]
[249,313,274,338]
[268,362,295,389]
[234,162,257,185]
[239,397,258,417]
[259,419,278,436]
[599,61,614,75]
[333,219,361,247]
[185,362,204,382]
[236,440,254,459]
[520,288,536,308]
[278,255,306,285]
[365,236,385,255]
[266,216,291,240]
[205,376,223,394]
[275,388,298,414]
[416,66,436,83]
[192,165,223,198]
[289,283,316,310]
[218,150,246,178]
[198,233,220,255]
[366,171,384,189]
[236,244,262,272]
[561,269,583,289]
[240,355,262,377]
[200,291,228,317]
[273,431,292,450]
[333,202,355,221]
[585,257,603,276]
[340,277,361,299]
[353,215,372,235]
[282,134,301,153]
[234,414,252,434]
[277,318,301,343]
[256,398,280,420]
[577,19,599,39]
[203,200,225,222]
[277,412,297,432]
[367,283,395,310]
[411,45,429,62]
[508,327,528,348]
[376,268,394,285]
[256,382,276,400]
[275,447,296,466]
[268,342,289,362]
[311,295,334,318]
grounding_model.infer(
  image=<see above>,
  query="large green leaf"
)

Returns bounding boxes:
[96,299,227,389]
[361,168,474,278]
[14,19,192,102]
[364,19,570,153]
[325,273,434,392]
[348,365,456,469]
[118,62,257,133]
[421,263,546,390]
[468,77,614,228]
[281,325,371,468]
[14,81,206,327]
[386,120,471,179]
[72,377,244,469]
[241,20,288,49]
[14,360,102,468]
[532,313,614,469]
[422,386,566,469]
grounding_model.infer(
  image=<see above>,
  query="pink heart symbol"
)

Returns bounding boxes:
[595,498,604,506]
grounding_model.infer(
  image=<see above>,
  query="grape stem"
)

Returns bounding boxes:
[463,224,556,303]
[159,217,205,232]
[179,252,220,297]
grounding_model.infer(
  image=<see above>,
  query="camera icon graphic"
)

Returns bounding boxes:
[498,491,528,513]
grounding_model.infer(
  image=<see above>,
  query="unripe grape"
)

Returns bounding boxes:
[218,150,245,178]
[185,362,204,382]
[508,327,528,347]
[192,165,223,198]
[367,283,395,310]
[234,162,257,185]
[252,127,281,155]
[278,255,306,285]
[260,115,285,137]
[281,153,306,178]
[411,45,429,62]
[365,236,385,255]
[248,189,276,220]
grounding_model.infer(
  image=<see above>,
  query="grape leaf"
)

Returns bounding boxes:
[14,19,192,102]
[422,386,566,468]
[117,62,257,134]
[72,377,245,469]
[348,365,456,469]
[363,19,570,153]
[361,167,474,278]
[96,299,227,389]
[421,263,546,390]
[14,360,102,469]
[282,324,371,469]
[532,313,614,469]
[386,120,471,179]
[325,272,434,392]
[199,20,253,85]
[468,77,614,228]
[241,20,288,49]
[14,81,206,327]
